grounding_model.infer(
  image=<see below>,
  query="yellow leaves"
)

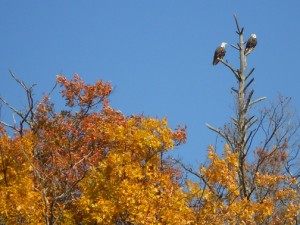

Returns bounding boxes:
[185,144,300,225]
[74,115,192,224]
[98,115,176,156]
[127,117,174,151]
[255,172,286,187]
[284,203,300,224]
[201,145,239,194]
[0,134,43,224]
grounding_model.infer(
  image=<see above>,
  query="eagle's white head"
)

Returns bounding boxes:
[251,34,256,38]
[221,42,227,48]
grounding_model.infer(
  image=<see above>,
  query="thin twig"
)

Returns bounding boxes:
[0,121,15,130]
[244,78,254,93]
[172,158,217,196]
[0,96,23,117]
[230,44,240,50]
[231,87,238,94]
[246,118,258,130]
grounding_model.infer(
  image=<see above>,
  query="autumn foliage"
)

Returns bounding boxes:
[0,75,189,224]
[187,145,299,224]
[0,75,299,224]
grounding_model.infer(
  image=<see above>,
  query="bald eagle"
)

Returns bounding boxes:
[245,34,257,56]
[213,42,227,65]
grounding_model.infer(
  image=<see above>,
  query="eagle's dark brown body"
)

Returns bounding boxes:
[245,34,257,56]
[213,44,226,65]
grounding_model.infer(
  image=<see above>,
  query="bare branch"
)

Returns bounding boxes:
[245,90,254,111]
[206,123,234,148]
[246,117,258,129]
[231,87,238,94]
[172,158,218,197]
[0,96,23,118]
[9,69,30,91]
[233,14,243,34]
[249,97,267,107]
[220,59,241,81]
[0,121,15,130]
[244,78,254,93]
[230,44,240,50]
[245,130,253,150]
[33,82,58,115]
[245,116,255,125]
[246,68,255,80]
[0,70,39,134]
[231,117,238,126]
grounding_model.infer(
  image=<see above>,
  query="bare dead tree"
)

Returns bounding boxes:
[205,15,300,211]
[192,16,300,225]
[206,15,266,198]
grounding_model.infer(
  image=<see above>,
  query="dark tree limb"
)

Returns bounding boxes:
[230,44,240,50]
[234,14,243,35]
[246,68,255,80]
[244,78,254,93]
[231,87,238,94]
[245,89,254,112]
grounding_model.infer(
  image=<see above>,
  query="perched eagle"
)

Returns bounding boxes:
[245,34,257,56]
[213,42,227,65]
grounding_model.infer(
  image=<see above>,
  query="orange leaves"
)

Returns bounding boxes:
[56,74,112,108]
[172,125,187,145]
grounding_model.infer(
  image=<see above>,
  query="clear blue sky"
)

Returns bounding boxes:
[1,1,299,166]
